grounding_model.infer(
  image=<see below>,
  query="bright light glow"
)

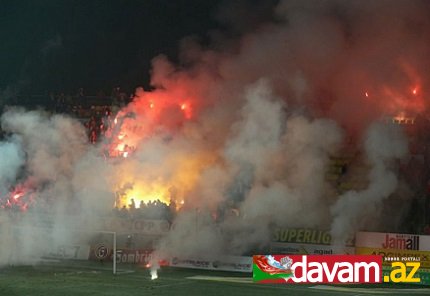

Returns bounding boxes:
[116,143,125,152]
[180,102,192,119]
[393,112,415,125]
[150,269,158,280]
[365,92,369,98]
[1,186,33,211]
[118,185,171,209]
[114,151,215,209]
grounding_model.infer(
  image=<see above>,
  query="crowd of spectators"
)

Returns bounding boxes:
[2,88,430,234]
[113,199,176,222]
[49,87,130,114]
[49,87,130,143]
[3,87,131,144]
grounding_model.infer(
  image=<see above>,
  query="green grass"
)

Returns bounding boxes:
[0,262,429,296]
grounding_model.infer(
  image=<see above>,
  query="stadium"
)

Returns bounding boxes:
[1,0,430,295]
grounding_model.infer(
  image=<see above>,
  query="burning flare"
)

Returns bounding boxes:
[150,269,158,280]
[0,185,34,211]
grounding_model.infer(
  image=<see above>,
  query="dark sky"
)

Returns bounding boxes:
[0,0,224,95]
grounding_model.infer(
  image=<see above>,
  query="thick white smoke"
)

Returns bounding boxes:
[0,109,112,265]
[156,80,343,256]
[330,122,408,244]
[0,139,24,195]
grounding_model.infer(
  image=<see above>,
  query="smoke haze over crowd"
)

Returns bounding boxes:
[1,0,429,264]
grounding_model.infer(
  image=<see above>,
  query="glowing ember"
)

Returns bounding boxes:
[180,102,192,119]
[379,83,425,115]
[0,185,34,211]
[13,193,22,200]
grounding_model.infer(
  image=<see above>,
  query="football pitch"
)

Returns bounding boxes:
[0,262,429,296]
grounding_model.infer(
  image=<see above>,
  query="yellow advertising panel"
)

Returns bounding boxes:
[356,247,430,268]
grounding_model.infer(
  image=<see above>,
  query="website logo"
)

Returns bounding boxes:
[253,255,295,282]
[254,255,422,284]
[254,255,383,284]
[384,257,421,283]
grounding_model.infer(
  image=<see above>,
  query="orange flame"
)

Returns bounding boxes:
[113,151,216,209]
[1,185,34,211]
[101,88,213,208]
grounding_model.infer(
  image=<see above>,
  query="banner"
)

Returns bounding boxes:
[270,242,354,255]
[88,245,153,265]
[356,232,430,251]
[273,228,332,245]
[115,249,153,264]
[356,231,430,285]
[102,218,170,235]
[44,245,90,260]
[272,228,354,246]
[170,256,252,272]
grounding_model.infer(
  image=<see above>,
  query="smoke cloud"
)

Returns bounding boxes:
[331,122,408,244]
[1,0,428,265]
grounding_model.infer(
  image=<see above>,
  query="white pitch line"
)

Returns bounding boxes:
[309,285,430,294]
[187,276,430,295]
[187,275,252,284]
[154,282,193,288]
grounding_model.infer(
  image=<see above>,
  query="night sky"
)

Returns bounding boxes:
[1,0,226,95]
